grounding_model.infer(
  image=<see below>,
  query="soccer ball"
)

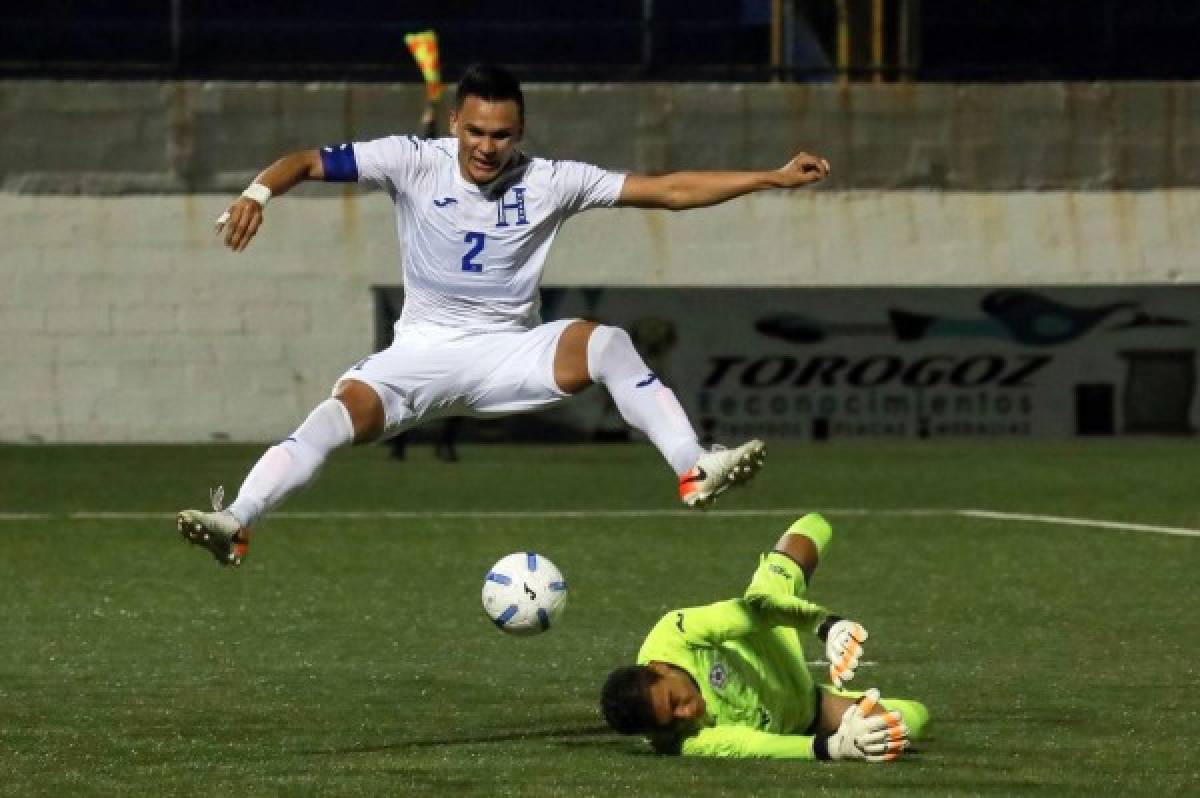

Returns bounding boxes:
[482,552,568,635]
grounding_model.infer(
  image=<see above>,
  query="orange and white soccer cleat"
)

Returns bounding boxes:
[678,439,767,509]
[177,509,250,567]
[177,487,250,567]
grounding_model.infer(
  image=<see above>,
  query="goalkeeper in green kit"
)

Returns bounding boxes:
[600,514,929,760]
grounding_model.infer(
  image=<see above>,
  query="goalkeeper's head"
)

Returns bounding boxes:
[600,662,707,747]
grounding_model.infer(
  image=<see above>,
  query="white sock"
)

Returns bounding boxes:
[226,398,355,527]
[587,325,704,476]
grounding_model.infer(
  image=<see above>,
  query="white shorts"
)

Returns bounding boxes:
[334,319,576,439]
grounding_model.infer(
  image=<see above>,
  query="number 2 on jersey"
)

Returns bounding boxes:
[462,231,486,273]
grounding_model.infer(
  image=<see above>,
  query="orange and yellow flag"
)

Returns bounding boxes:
[404,30,443,103]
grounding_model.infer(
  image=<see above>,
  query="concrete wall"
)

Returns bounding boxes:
[4,80,1199,441]
[5,81,1200,192]
[4,190,1199,442]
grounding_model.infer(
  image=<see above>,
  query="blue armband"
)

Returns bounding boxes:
[319,143,359,182]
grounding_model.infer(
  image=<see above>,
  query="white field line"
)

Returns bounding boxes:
[1,507,1197,538]
[808,661,878,668]
[959,509,1200,539]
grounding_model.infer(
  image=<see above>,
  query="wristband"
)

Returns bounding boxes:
[241,182,272,208]
[816,614,845,641]
[812,733,831,761]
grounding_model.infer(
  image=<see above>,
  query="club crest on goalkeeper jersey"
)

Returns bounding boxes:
[333,136,625,333]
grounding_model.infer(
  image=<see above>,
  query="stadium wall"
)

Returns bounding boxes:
[3,81,1198,442]
[4,191,1198,442]
[4,81,1200,191]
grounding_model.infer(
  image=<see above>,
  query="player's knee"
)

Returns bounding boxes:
[554,320,601,393]
[585,324,635,382]
[334,380,385,443]
[595,324,633,356]
[783,513,833,557]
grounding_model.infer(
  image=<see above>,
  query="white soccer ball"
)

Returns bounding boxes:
[482,552,568,636]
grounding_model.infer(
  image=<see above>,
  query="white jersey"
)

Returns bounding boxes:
[350,136,625,333]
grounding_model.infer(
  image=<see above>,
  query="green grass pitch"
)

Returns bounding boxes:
[0,441,1197,796]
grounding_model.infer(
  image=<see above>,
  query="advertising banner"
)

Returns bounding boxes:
[373,286,1198,442]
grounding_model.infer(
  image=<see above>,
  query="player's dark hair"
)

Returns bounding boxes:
[455,63,525,121]
[600,665,660,735]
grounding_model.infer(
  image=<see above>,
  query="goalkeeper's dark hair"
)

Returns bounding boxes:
[456,63,525,122]
[600,665,660,735]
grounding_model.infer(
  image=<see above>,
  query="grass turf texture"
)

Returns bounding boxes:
[0,441,1197,796]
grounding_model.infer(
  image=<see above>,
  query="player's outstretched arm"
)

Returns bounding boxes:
[616,152,829,211]
[216,149,325,252]
[743,555,869,687]
[742,515,870,687]
[743,514,833,632]
[674,690,907,761]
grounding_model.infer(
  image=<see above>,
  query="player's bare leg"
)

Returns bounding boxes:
[177,379,382,566]
[335,379,387,441]
[554,320,765,509]
[552,320,600,394]
[773,527,820,581]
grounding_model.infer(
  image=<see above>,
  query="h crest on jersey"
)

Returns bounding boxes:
[495,186,529,227]
[708,662,728,690]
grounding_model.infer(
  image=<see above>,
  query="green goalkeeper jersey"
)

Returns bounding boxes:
[636,598,823,759]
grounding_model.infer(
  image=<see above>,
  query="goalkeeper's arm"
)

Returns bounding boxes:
[679,690,908,761]
[743,514,869,687]
[742,513,837,632]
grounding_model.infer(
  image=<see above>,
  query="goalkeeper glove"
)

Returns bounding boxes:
[814,689,909,763]
[817,616,868,688]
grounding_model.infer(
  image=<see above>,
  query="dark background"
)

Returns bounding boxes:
[4,1,1199,82]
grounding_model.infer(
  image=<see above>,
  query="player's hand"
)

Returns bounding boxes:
[776,152,830,188]
[825,619,868,688]
[214,196,265,252]
[824,689,909,762]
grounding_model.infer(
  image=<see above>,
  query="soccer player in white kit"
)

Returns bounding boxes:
[179,64,831,566]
